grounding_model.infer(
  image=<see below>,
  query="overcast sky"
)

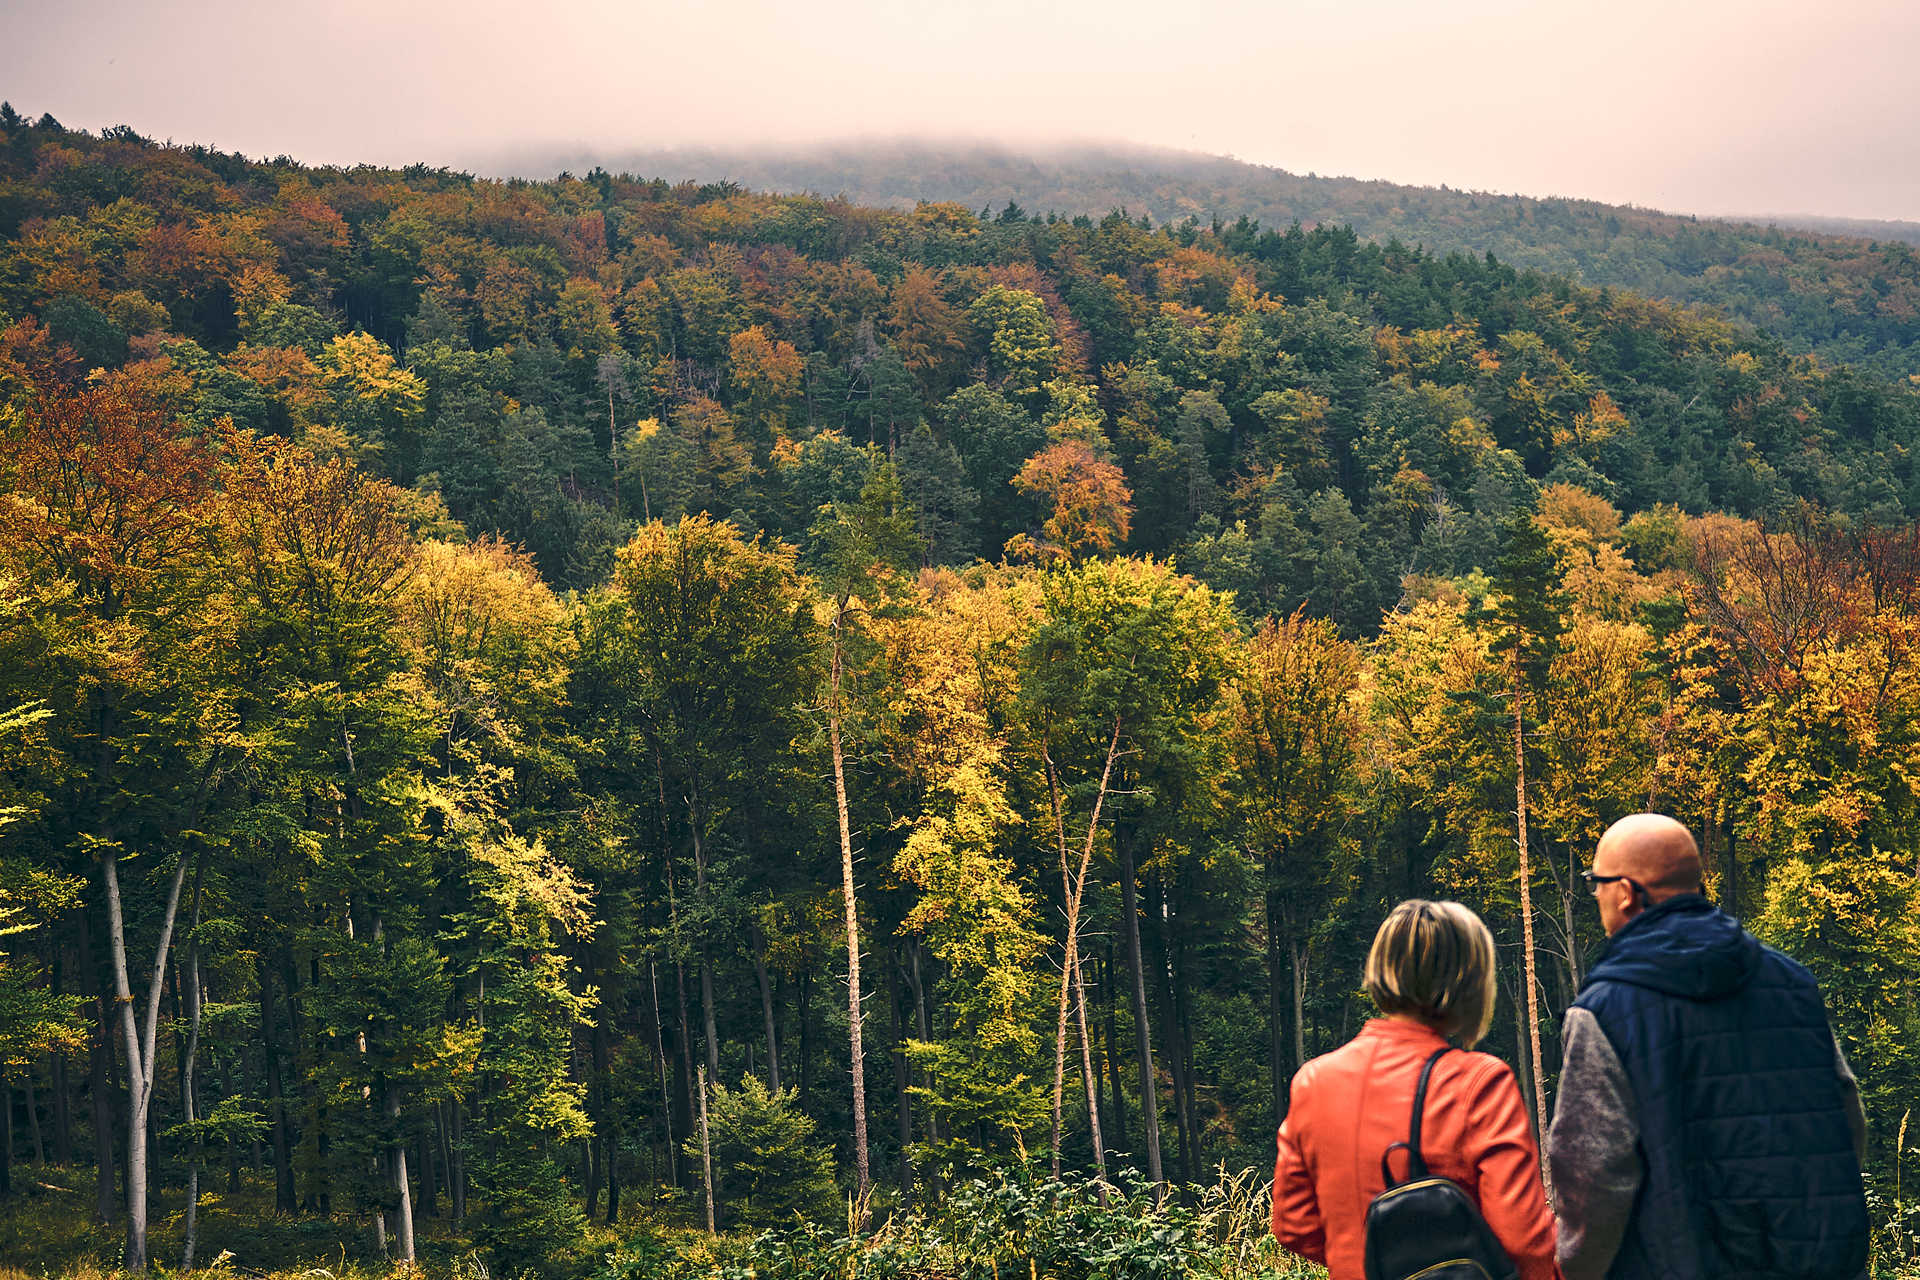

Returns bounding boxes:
[5,0,1919,221]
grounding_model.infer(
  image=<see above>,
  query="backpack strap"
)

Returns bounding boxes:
[1380,1046,1453,1188]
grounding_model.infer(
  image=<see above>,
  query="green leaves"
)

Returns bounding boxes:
[686,1074,837,1227]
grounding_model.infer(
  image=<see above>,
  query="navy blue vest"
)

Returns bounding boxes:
[1572,896,1867,1280]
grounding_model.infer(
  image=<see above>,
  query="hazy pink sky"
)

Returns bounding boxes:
[5,0,1919,220]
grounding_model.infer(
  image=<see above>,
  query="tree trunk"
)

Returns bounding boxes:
[1045,730,1115,1183]
[384,1087,416,1263]
[889,944,912,1199]
[827,619,872,1223]
[258,956,297,1213]
[25,1069,44,1168]
[449,1100,467,1223]
[1145,873,1193,1187]
[48,943,71,1167]
[1070,947,1105,1188]
[673,960,697,1190]
[1513,677,1551,1185]
[82,915,117,1223]
[1103,945,1129,1157]
[590,956,618,1225]
[696,951,721,1087]
[581,958,603,1223]
[684,791,724,1090]
[1266,886,1288,1125]
[101,845,192,1272]
[180,879,206,1270]
[1172,921,1202,1183]
[906,943,935,1164]
[1509,964,1534,1121]
[1289,935,1308,1072]
[52,1047,73,1167]
[697,1064,715,1234]
[418,1133,437,1218]
[752,922,781,1091]
[797,967,812,1108]
[1115,828,1164,1194]
[647,958,674,1194]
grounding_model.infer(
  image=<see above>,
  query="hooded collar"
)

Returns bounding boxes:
[1583,893,1761,1001]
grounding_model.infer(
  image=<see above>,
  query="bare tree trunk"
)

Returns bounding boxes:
[180,874,206,1270]
[647,959,675,1192]
[827,617,872,1224]
[1070,948,1104,1185]
[697,1064,715,1234]
[1044,726,1117,1184]
[1513,670,1551,1189]
[1115,829,1164,1196]
[101,845,192,1272]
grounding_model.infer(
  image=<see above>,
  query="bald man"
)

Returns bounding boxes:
[1547,815,1868,1280]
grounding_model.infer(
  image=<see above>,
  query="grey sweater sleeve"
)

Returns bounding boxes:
[1548,1007,1642,1280]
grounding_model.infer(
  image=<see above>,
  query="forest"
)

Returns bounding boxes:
[527,140,1920,380]
[2,107,1919,1279]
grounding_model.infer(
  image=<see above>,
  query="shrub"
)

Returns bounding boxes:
[685,1074,837,1228]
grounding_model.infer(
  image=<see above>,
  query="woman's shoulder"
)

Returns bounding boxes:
[1290,1033,1377,1097]
[1442,1047,1523,1098]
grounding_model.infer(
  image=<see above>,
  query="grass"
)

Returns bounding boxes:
[6,1161,1920,1280]
[0,1164,631,1280]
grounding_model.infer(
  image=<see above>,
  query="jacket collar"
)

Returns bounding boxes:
[1360,1016,1450,1046]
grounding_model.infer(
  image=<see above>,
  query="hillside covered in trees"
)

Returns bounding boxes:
[494,140,1920,381]
[3,109,1920,1278]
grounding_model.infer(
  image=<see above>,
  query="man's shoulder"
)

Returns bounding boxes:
[1750,939,1820,989]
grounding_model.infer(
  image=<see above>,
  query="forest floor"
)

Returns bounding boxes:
[0,1165,630,1279]
[6,1164,1918,1280]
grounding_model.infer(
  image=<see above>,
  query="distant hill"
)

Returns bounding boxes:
[480,141,1920,379]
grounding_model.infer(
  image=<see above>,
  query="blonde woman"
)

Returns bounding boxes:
[1271,899,1558,1280]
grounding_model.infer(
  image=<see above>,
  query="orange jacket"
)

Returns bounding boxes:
[1272,1018,1559,1280]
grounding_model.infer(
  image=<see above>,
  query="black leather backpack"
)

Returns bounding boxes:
[1362,1047,1521,1280]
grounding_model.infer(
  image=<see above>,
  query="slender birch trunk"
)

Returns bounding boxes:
[101,845,192,1272]
[827,605,871,1224]
[180,866,206,1270]
[697,1064,715,1234]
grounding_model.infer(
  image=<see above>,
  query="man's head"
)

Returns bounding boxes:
[1588,814,1704,934]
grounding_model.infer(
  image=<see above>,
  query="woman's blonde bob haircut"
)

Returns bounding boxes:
[1363,899,1499,1046]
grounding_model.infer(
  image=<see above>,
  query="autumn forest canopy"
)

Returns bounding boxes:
[2,108,1920,1278]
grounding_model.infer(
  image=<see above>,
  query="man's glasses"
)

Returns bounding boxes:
[1581,869,1648,901]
